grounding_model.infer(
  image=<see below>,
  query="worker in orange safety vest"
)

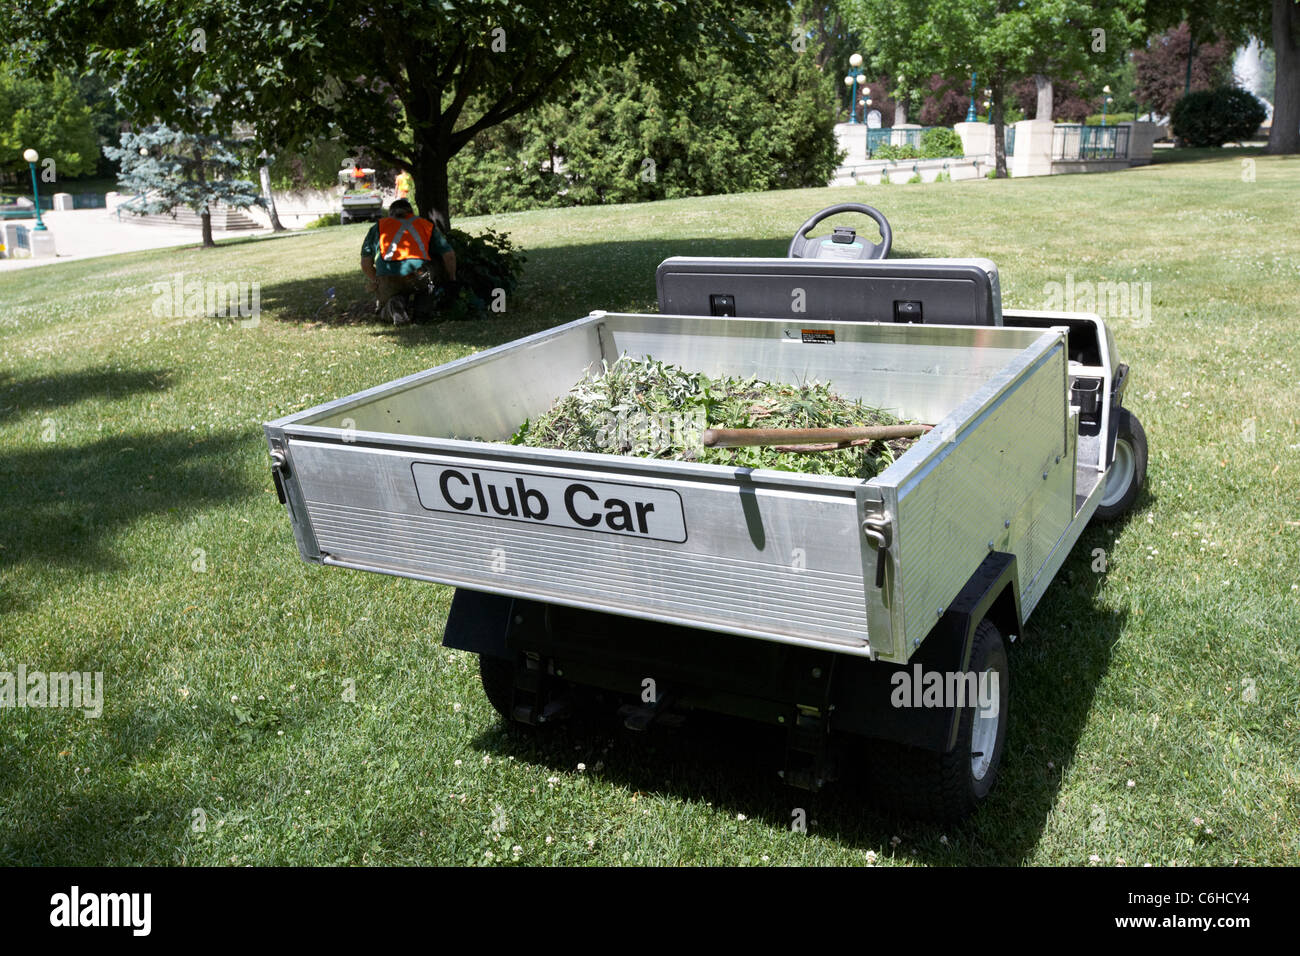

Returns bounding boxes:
[360,199,457,326]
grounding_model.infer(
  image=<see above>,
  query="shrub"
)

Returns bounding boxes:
[920,127,964,158]
[441,226,527,318]
[906,173,923,184]
[1170,87,1267,147]
[872,143,920,160]
[304,212,340,229]
[1083,112,1136,126]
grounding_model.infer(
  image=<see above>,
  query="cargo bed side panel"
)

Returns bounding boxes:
[285,440,873,653]
[889,338,1070,649]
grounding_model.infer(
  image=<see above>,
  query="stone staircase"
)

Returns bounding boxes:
[114,203,262,231]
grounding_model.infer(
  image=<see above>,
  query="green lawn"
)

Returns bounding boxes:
[1,153,1297,866]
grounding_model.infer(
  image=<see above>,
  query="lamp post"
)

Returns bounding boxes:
[1101,85,1113,126]
[22,148,47,231]
[845,52,866,123]
[966,67,978,122]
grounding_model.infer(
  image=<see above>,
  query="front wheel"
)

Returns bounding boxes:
[868,619,1010,821]
[1094,407,1148,522]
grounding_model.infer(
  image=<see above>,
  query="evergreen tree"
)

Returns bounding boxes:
[103,122,263,248]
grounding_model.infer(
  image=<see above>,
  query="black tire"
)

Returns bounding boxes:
[479,653,515,721]
[867,620,1010,822]
[1093,407,1148,522]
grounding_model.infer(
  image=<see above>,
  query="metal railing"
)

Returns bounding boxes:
[865,126,934,158]
[1052,124,1130,161]
[1004,126,1016,156]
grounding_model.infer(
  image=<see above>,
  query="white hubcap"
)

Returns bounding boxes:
[970,668,1000,782]
[1102,438,1135,508]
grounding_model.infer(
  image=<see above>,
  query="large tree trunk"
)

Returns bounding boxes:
[1034,74,1053,120]
[201,206,214,248]
[1267,0,1300,154]
[413,139,452,230]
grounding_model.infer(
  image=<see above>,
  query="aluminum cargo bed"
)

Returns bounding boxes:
[265,311,1074,664]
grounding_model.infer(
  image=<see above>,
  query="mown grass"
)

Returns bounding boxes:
[0,151,1297,866]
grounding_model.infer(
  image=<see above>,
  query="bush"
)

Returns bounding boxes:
[441,226,527,318]
[872,143,920,160]
[906,173,923,184]
[920,127,964,158]
[1084,112,1136,126]
[1170,87,1267,147]
[304,212,340,229]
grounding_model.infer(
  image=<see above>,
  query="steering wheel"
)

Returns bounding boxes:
[787,202,892,260]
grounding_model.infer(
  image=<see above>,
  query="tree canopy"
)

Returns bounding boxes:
[847,0,1143,175]
[3,0,783,225]
[0,66,100,181]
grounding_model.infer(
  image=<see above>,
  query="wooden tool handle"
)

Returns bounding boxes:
[702,424,930,448]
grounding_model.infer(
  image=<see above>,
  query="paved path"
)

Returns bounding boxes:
[0,208,273,272]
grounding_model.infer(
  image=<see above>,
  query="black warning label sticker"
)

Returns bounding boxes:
[800,329,836,344]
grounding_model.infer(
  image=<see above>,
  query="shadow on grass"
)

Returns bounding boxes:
[253,237,930,345]
[0,774,193,866]
[0,429,254,573]
[1149,146,1266,165]
[0,367,172,426]
[469,493,1149,863]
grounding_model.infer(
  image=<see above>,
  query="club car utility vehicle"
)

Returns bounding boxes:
[265,203,1147,820]
[337,161,384,225]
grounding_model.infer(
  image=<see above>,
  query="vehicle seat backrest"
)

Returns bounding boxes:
[655,257,1002,326]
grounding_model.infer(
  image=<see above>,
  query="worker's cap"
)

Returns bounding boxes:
[388,198,414,215]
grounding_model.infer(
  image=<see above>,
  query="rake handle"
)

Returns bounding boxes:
[702,424,930,448]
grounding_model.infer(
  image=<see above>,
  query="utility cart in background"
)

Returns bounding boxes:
[265,204,1147,819]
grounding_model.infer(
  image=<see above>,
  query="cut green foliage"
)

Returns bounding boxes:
[511,355,915,479]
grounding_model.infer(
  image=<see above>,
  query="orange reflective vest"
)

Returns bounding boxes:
[377,216,434,262]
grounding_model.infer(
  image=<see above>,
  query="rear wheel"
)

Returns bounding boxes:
[1094,407,1148,522]
[868,619,1010,821]
[479,653,515,721]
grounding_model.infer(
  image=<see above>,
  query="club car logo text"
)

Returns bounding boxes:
[412,463,687,543]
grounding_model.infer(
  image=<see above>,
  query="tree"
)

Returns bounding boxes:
[1133,22,1234,114]
[103,123,263,247]
[917,75,975,126]
[1010,76,1099,122]
[0,66,99,182]
[447,15,844,217]
[848,0,1142,176]
[1266,0,1300,152]
[2,0,780,228]
[1142,0,1296,154]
